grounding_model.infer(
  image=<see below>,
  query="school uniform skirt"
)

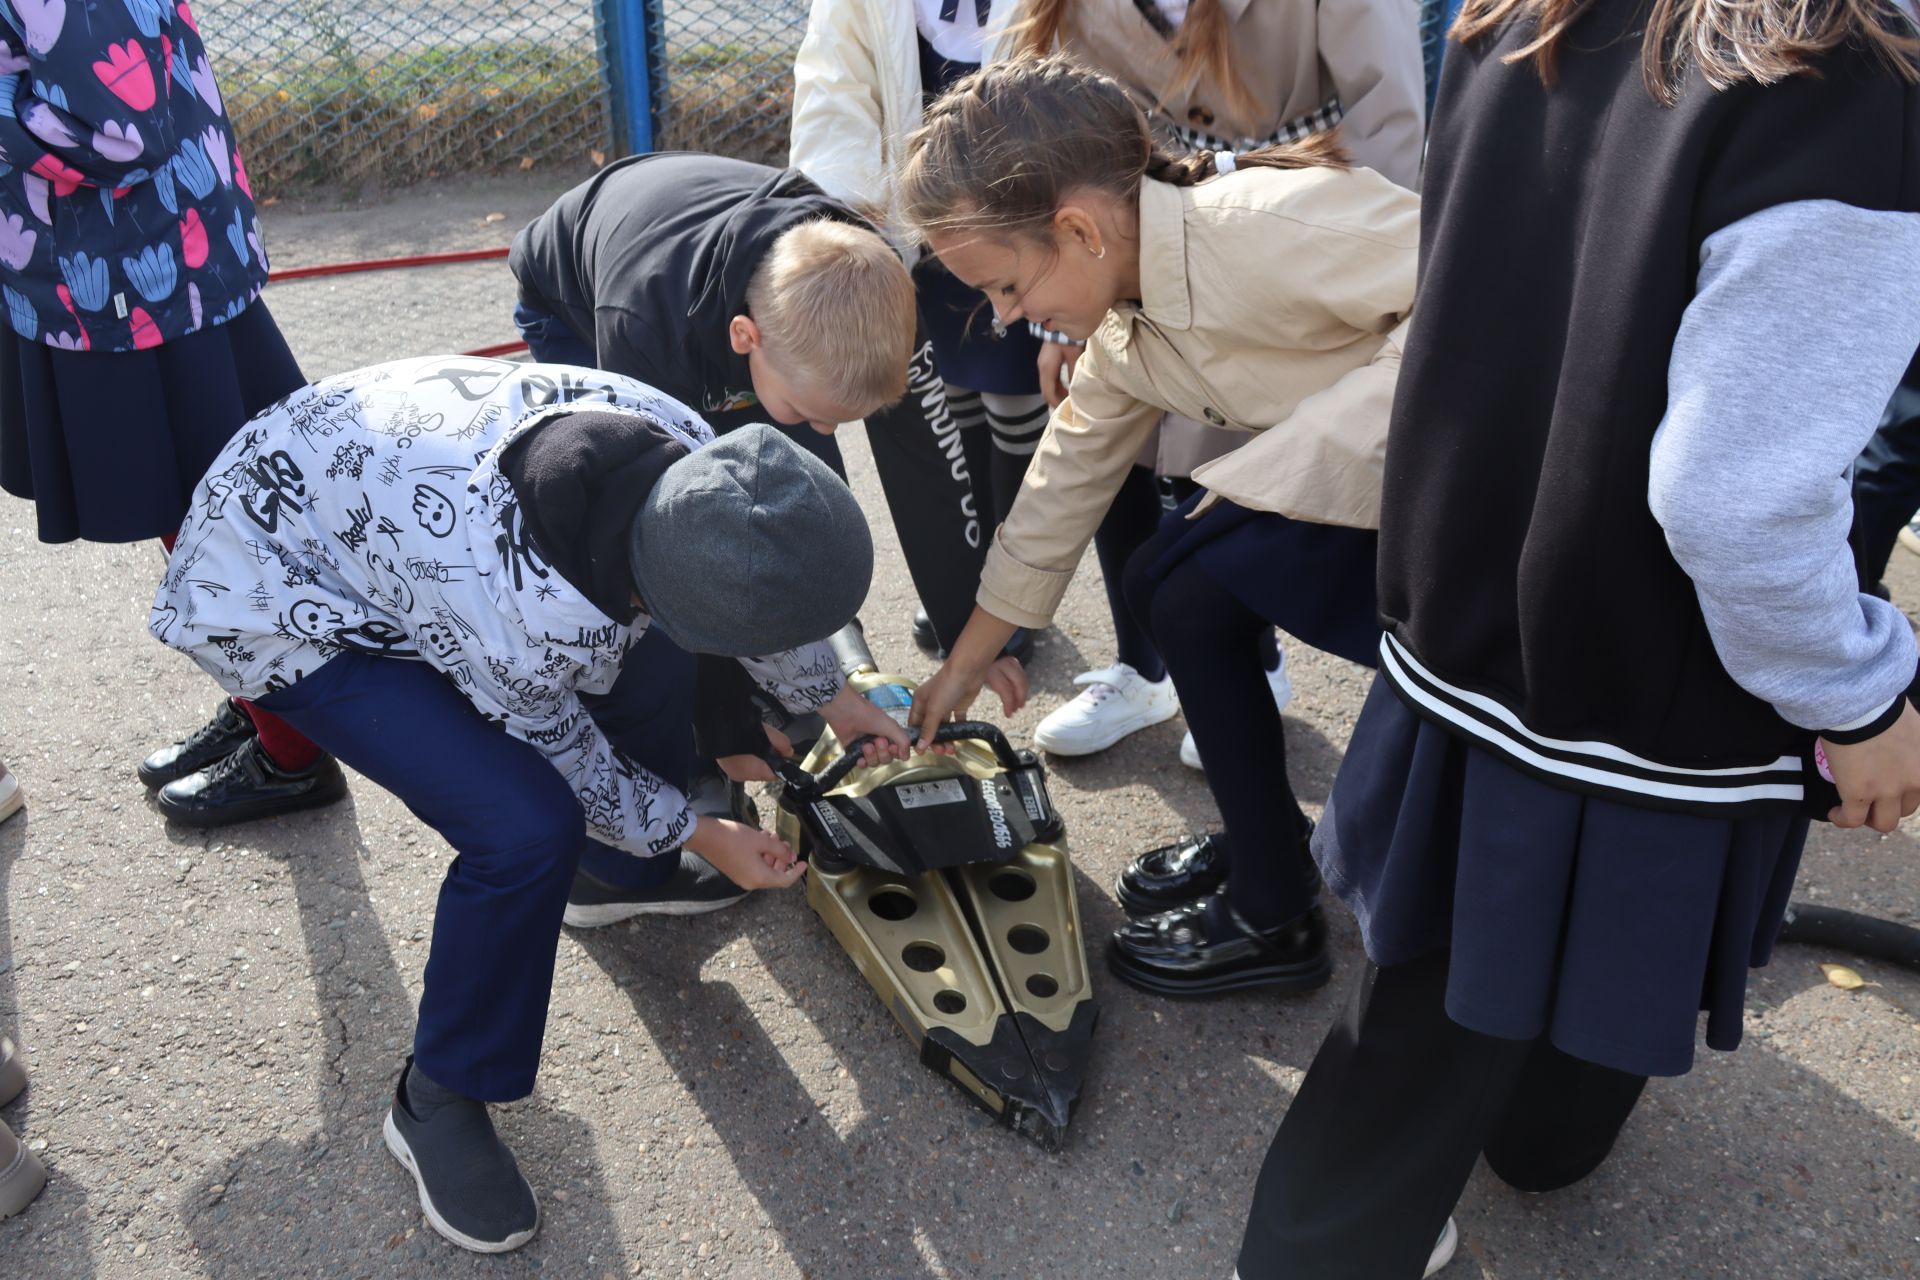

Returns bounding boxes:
[912,258,1041,395]
[1315,677,1810,1078]
[0,301,303,544]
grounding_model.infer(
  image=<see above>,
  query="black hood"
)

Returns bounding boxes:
[675,164,862,407]
[508,154,867,418]
[498,409,690,625]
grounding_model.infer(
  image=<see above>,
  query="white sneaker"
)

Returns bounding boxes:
[1179,649,1294,770]
[1033,663,1179,756]
[1900,513,1920,558]
[1425,1217,1459,1276]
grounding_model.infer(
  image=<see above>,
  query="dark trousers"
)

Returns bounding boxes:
[1238,950,1647,1279]
[1122,501,1378,928]
[1849,346,1920,593]
[1092,468,1281,684]
[256,630,692,1101]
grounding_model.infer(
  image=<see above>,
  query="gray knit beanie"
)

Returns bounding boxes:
[628,424,873,656]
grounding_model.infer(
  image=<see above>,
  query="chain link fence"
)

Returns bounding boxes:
[195,0,615,197]
[652,0,809,165]
[197,0,1450,198]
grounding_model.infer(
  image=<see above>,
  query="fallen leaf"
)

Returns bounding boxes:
[483,211,506,223]
[1821,962,1865,991]
[415,102,439,122]
[519,157,536,171]
[261,197,279,207]
[590,149,608,167]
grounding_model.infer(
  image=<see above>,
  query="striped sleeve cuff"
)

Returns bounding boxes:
[1820,695,1907,745]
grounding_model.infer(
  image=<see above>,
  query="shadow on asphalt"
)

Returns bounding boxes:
[0,809,102,1278]
[572,866,1309,1280]
[175,804,626,1275]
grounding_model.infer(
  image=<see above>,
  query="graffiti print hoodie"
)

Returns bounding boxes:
[150,355,845,859]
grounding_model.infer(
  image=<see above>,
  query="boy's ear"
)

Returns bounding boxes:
[728,315,762,356]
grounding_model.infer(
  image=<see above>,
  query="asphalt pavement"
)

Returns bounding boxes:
[2,173,1917,1279]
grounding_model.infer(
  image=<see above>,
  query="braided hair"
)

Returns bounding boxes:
[900,54,1346,249]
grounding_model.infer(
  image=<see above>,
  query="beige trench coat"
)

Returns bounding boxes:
[1048,0,1427,189]
[977,168,1418,630]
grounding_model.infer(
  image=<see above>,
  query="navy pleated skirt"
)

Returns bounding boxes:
[1316,677,1809,1078]
[913,258,1042,396]
[0,301,304,544]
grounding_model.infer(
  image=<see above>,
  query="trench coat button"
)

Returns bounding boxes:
[1203,407,1226,425]
[1186,104,1216,128]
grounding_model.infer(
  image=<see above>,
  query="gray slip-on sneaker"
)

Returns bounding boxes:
[383,1060,538,1254]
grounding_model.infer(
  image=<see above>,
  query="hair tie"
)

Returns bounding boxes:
[1213,150,1237,175]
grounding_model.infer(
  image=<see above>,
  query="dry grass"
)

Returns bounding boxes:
[653,44,798,168]
[225,44,609,198]
[223,41,799,197]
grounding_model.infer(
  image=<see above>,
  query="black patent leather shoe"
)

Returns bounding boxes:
[910,607,1035,664]
[1106,897,1331,998]
[1117,831,1230,916]
[138,699,257,788]
[156,737,348,828]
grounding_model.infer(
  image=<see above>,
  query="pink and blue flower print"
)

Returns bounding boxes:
[0,0,268,353]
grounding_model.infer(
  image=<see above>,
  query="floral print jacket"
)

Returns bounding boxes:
[0,0,266,353]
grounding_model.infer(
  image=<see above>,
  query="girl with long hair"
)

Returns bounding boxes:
[1235,0,1920,1274]
[901,54,1417,1000]
[1007,0,1423,763]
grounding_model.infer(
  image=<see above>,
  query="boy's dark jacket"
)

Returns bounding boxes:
[510,152,865,423]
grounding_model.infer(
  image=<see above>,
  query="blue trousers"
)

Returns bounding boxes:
[256,629,692,1100]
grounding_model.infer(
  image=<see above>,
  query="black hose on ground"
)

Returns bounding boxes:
[1778,902,1920,970]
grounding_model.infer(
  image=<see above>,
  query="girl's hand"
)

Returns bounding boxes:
[983,654,1030,718]
[1037,341,1083,410]
[908,608,1028,748]
[717,723,795,785]
[909,657,990,750]
[684,815,806,890]
[821,683,915,767]
[1824,701,1920,833]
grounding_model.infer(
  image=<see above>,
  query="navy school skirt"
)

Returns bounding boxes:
[1316,678,1809,1078]
[913,257,1042,396]
[0,301,304,544]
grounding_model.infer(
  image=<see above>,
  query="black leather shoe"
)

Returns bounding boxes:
[910,607,1036,664]
[138,699,257,788]
[1106,897,1331,998]
[1117,832,1230,916]
[911,607,942,656]
[155,737,348,828]
[1117,823,1318,917]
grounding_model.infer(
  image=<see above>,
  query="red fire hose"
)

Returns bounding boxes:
[267,246,528,358]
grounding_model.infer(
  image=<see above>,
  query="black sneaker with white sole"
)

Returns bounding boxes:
[562,850,747,928]
[384,1059,539,1254]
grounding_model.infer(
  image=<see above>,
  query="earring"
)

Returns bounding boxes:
[1093,244,1106,260]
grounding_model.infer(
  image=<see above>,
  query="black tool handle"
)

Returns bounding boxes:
[771,720,1028,801]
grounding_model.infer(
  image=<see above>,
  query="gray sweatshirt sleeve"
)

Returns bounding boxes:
[1648,200,1920,733]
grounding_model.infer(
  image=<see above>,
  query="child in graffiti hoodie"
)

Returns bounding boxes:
[150,354,911,1253]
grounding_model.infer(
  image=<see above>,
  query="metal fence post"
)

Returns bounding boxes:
[597,0,664,156]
